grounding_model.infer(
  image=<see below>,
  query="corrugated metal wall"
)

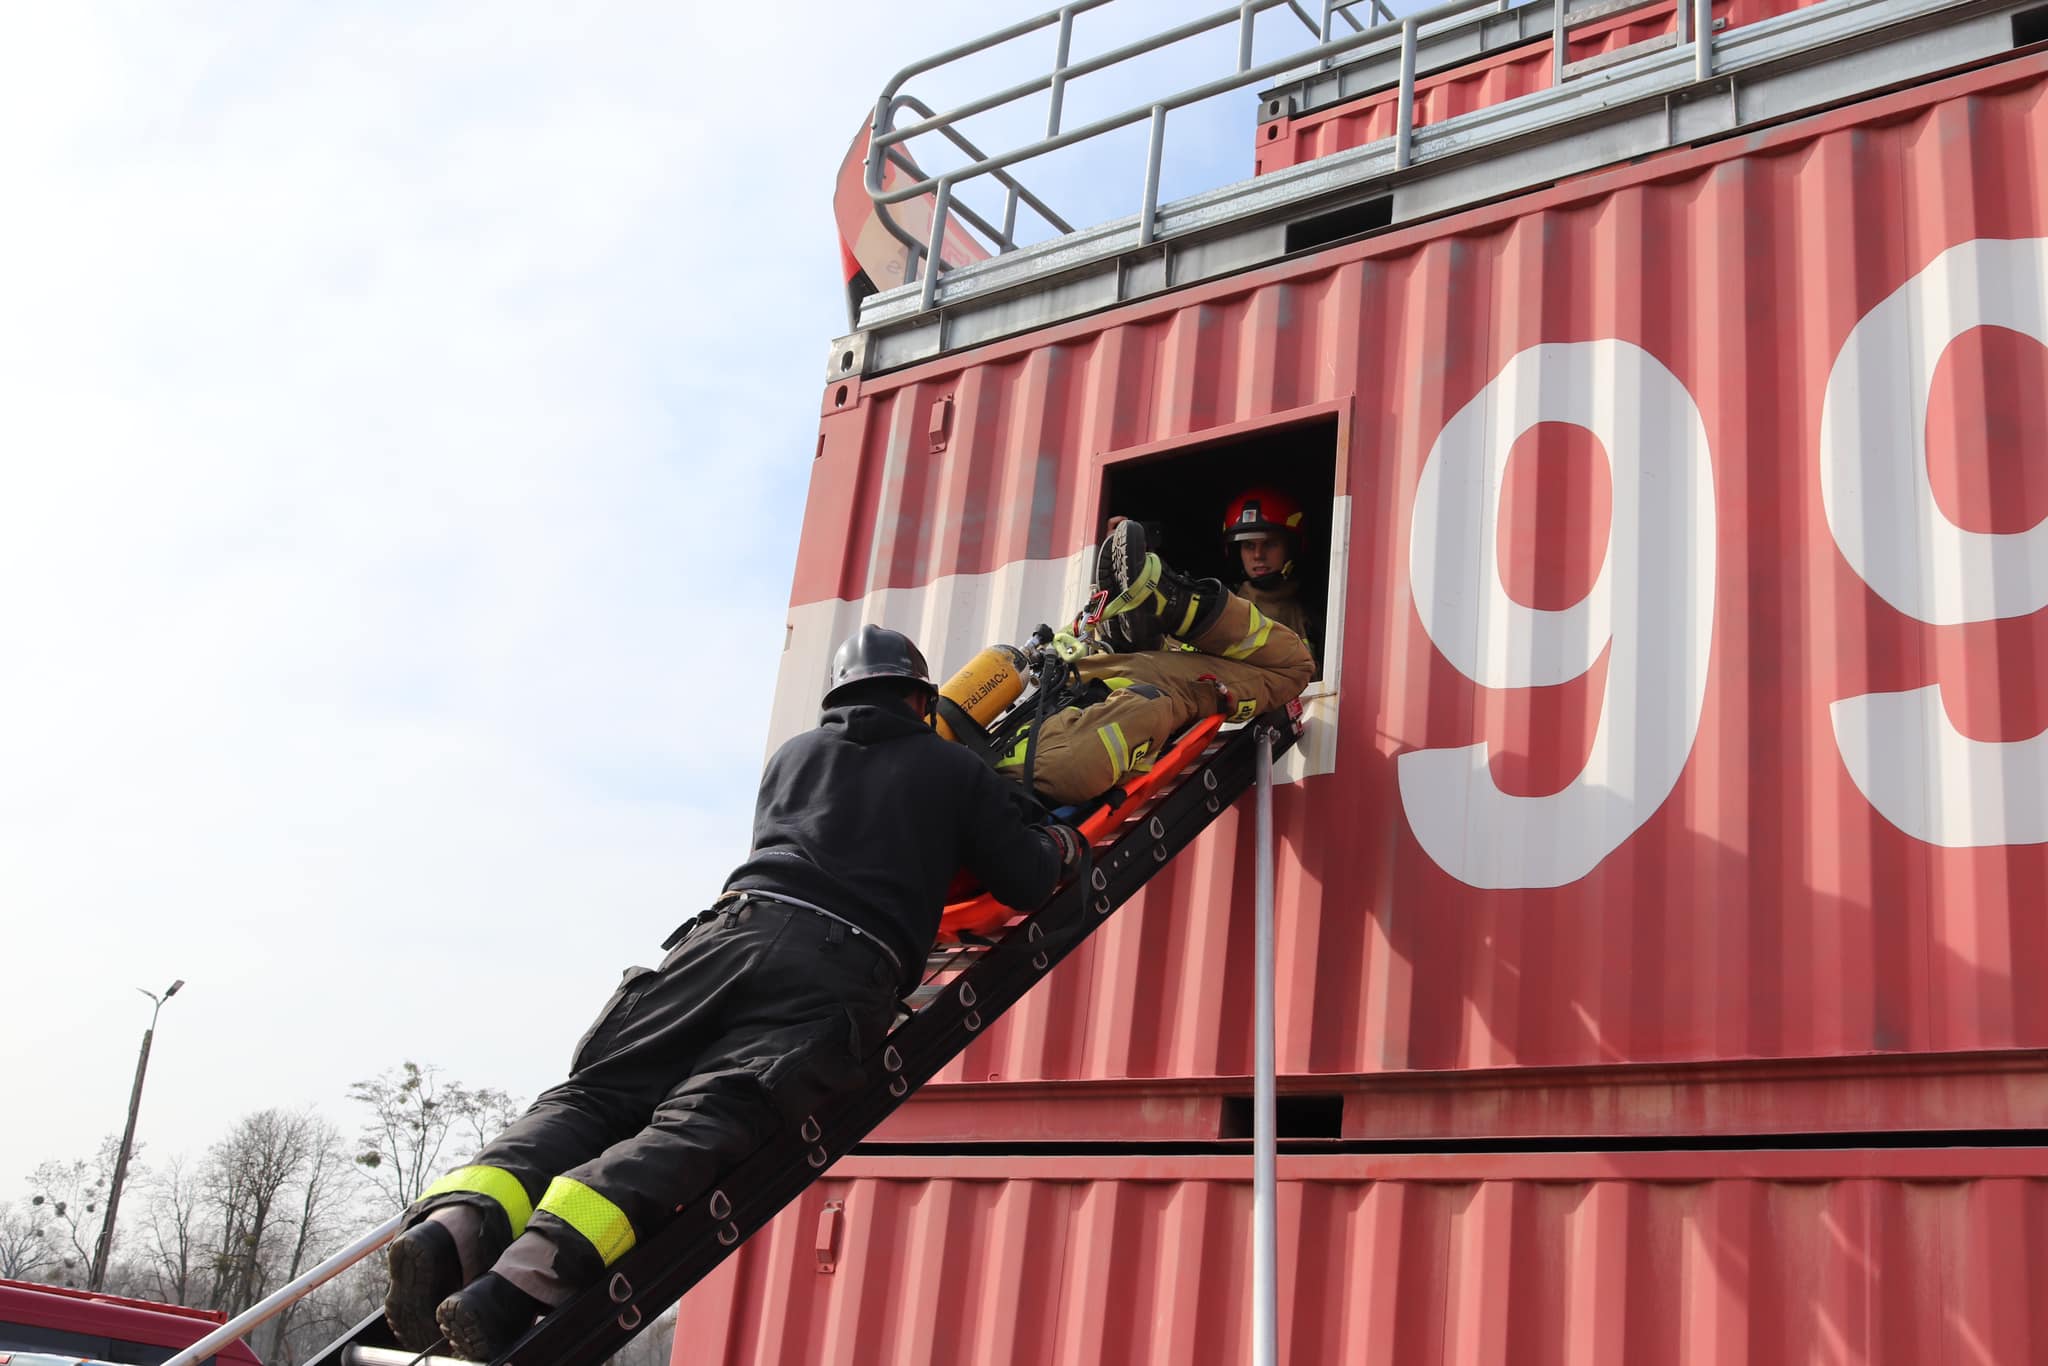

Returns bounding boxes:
[1252,0,1824,176]
[695,35,2048,1366]
[676,1151,2048,1365]
[781,54,2048,1091]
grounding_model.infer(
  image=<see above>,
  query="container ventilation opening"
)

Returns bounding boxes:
[2017,4,2048,44]
[1220,1094,1345,1140]
[1285,197,1393,255]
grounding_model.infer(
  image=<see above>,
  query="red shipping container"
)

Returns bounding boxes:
[775,52,2048,1117]
[675,1150,2048,1365]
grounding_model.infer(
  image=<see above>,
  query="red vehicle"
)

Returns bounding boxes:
[0,1281,262,1366]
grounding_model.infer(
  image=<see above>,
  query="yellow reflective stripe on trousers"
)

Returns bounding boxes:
[537,1176,637,1264]
[1223,605,1275,661]
[419,1165,534,1237]
[1095,721,1131,779]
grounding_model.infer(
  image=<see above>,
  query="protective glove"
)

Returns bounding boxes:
[1043,822,1088,877]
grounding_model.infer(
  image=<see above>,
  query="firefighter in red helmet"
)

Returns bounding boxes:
[985,517,1316,805]
[1221,487,1320,674]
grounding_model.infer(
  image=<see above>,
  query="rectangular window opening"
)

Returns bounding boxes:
[2017,4,2048,45]
[1284,196,1393,255]
[1219,1093,1346,1140]
[1097,414,1341,687]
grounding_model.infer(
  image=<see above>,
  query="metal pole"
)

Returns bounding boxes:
[159,1216,405,1366]
[1394,17,1419,169]
[1238,2,1257,71]
[1138,105,1167,247]
[919,180,952,313]
[1252,729,1277,1366]
[1694,0,1714,77]
[92,979,182,1290]
[1552,0,1568,85]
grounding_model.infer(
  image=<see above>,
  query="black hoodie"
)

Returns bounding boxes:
[724,702,1059,985]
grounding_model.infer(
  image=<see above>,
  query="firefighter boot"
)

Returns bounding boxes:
[385,1205,511,1352]
[1095,519,1225,652]
[436,1272,548,1362]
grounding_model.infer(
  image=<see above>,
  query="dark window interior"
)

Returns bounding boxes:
[1219,1093,1346,1140]
[2017,4,2048,45]
[1098,416,1338,628]
[0,1324,209,1366]
[1285,195,1394,255]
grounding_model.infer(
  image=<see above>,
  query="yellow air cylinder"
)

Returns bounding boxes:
[935,644,1029,742]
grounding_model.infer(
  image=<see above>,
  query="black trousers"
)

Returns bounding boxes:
[419,899,901,1281]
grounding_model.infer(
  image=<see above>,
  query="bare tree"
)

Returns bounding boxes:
[203,1109,326,1316]
[136,1155,207,1306]
[350,1062,522,1214]
[0,1199,58,1280]
[261,1119,355,1364]
[26,1139,124,1287]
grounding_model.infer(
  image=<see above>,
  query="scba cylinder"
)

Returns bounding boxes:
[935,644,1029,742]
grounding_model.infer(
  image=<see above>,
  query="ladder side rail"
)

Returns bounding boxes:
[171,1218,404,1366]
[499,721,1293,1366]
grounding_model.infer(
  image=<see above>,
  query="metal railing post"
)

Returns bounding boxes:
[1252,729,1278,1366]
[1695,0,1715,76]
[919,180,952,312]
[1394,16,1419,169]
[1552,0,1569,84]
[1047,8,1075,136]
[1239,2,1258,70]
[1139,105,1167,247]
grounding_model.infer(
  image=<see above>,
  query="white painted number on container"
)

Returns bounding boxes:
[1401,340,1717,889]
[1821,236,2048,847]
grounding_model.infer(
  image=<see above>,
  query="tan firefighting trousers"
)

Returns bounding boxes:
[1000,590,1314,805]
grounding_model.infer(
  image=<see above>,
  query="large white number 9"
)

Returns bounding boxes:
[1820,235,2048,848]
[1400,340,1716,889]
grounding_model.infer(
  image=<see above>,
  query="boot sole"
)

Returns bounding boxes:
[384,1232,461,1354]
[436,1293,512,1363]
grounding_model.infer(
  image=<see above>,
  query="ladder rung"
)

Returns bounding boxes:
[343,1346,471,1366]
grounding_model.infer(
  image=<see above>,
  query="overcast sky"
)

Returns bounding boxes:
[0,1,1340,1202]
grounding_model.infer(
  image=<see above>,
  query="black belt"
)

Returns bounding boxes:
[669,890,909,982]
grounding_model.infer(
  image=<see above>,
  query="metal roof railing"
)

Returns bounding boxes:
[866,0,1726,312]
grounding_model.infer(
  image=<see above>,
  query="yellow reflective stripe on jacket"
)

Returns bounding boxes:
[1222,605,1275,661]
[1095,721,1131,779]
[420,1165,533,1237]
[537,1176,637,1265]
[994,726,1033,769]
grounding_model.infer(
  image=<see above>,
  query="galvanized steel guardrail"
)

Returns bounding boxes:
[867,0,1728,313]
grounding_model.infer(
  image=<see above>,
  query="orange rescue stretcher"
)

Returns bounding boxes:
[937,713,1227,942]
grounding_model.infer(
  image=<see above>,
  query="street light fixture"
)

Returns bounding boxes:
[89,978,184,1291]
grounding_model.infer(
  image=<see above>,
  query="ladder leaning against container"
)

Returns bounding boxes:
[157,702,1300,1366]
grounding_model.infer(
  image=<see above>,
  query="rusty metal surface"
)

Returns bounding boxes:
[672,1150,2048,1365]
[775,54,2048,1094]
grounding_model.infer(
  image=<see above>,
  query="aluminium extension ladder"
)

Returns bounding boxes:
[228,713,1299,1366]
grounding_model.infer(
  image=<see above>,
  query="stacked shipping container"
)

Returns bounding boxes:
[687,17,2048,1365]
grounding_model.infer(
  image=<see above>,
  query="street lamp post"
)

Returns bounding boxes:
[90,978,183,1292]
